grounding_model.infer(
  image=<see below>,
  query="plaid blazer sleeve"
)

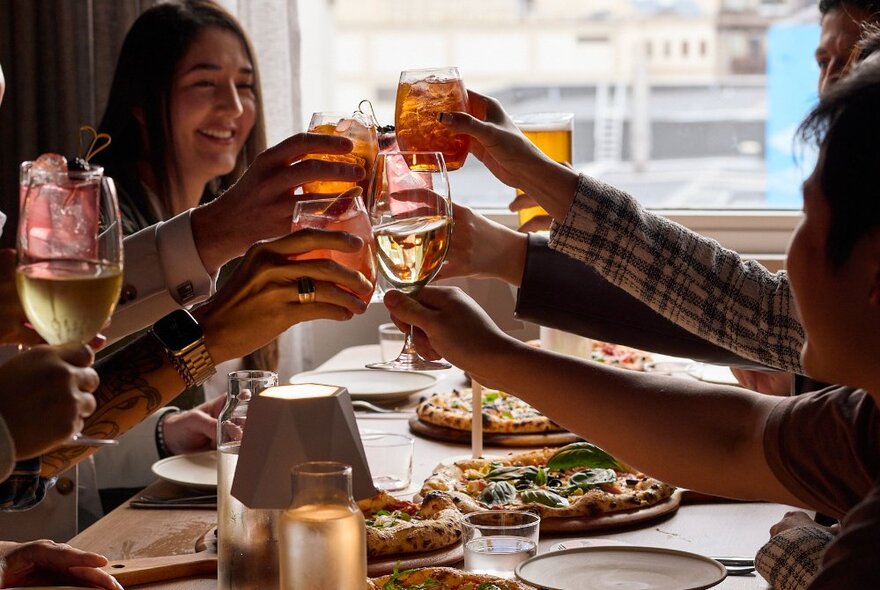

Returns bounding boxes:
[548,174,805,373]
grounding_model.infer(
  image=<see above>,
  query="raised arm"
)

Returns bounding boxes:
[384,286,804,506]
[41,229,372,477]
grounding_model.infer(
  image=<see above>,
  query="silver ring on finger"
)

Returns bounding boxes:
[297,277,317,304]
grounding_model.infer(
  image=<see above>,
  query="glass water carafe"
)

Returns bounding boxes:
[217,370,279,590]
[280,461,367,589]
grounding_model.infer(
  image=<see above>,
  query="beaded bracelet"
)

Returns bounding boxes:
[155,409,180,459]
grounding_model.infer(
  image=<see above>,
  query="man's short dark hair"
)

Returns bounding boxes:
[819,0,880,15]
[799,60,880,267]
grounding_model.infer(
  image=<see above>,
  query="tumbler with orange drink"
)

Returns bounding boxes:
[512,113,574,227]
[302,111,379,195]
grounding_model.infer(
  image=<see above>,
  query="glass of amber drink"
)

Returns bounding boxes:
[395,67,470,171]
[291,193,377,304]
[512,113,574,226]
[302,111,379,195]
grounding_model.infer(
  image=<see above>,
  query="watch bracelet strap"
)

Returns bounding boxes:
[170,339,216,388]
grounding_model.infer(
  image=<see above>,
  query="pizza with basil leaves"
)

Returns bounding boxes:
[367,566,529,590]
[420,443,675,520]
[416,388,563,434]
[358,491,462,558]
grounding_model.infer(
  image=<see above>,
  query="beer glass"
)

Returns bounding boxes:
[395,67,470,171]
[512,113,574,226]
[303,111,379,195]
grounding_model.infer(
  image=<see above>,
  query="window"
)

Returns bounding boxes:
[299,0,817,254]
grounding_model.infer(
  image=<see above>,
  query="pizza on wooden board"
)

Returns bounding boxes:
[416,388,563,434]
[367,566,529,590]
[420,443,675,519]
[359,491,463,558]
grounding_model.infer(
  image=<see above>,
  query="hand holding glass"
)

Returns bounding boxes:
[16,160,123,446]
[302,111,378,195]
[290,192,377,304]
[367,152,452,371]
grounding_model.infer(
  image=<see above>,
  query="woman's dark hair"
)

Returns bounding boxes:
[799,59,880,267]
[96,0,266,213]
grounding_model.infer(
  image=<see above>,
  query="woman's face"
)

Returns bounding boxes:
[169,26,256,187]
[787,162,879,389]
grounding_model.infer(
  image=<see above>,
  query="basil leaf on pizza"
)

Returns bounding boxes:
[480,481,516,506]
[568,468,617,491]
[546,442,623,471]
[520,489,569,508]
[420,447,675,523]
[358,491,463,558]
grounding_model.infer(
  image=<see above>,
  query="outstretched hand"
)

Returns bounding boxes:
[193,228,373,364]
[383,286,514,387]
[0,540,122,590]
[436,202,528,286]
[191,132,366,274]
[438,91,578,220]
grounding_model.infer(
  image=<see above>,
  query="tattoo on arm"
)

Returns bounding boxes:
[41,335,178,477]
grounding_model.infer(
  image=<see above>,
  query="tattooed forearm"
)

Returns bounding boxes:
[41,334,185,477]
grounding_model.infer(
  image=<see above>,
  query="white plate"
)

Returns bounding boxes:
[515,546,726,590]
[694,364,739,385]
[151,451,217,490]
[290,369,437,403]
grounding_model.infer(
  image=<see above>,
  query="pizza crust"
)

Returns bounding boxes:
[420,448,675,519]
[359,491,463,558]
[416,388,564,434]
[367,566,530,589]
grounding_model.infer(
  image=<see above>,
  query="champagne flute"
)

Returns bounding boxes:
[366,151,452,371]
[16,160,123,446]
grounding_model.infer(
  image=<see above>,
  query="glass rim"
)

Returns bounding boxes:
[461,510,541,529]
[512,112,575,131]
[291,460,352,476]
[360,432,414,446]
[309,110,376,128]
[20,161,104,183]
[292,193,366,217]
[400,66,461,75]
[228,370,279,381]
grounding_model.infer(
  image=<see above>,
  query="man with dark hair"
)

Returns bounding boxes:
[816,0,880,93]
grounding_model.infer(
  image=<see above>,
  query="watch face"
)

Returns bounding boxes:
[153,309,204,351]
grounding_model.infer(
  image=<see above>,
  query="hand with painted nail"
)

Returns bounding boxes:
[438,91,579,221]
[191,132,367,276]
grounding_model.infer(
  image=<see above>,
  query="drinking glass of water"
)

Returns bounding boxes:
[462,511,540,579]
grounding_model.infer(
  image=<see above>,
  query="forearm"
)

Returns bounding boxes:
[549,174,805,373]
[40,335,184,478]
[479,339,800,504]
[518,160,580,222]
[517,235,765,368]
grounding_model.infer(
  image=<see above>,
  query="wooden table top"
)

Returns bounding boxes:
[69,345,789,589]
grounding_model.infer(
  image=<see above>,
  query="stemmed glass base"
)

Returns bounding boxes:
[366,307,450,371]
[64,434,118,447]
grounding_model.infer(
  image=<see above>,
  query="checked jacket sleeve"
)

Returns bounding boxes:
[548,174,805,374]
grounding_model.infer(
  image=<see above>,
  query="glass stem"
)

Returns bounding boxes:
[397,325,420,361]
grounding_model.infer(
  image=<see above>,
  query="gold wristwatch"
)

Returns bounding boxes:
[150,309,216,388]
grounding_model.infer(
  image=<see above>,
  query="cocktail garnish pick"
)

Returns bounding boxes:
[357,99,379,127]
[79,125,112,162]
[317,186,362,217]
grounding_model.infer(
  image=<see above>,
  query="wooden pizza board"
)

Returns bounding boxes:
[409,416,582,447]
[539,489,683,533]
[368,543,464,576]
[102,526,217,585]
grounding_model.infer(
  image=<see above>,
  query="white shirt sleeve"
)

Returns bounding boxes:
[104,209,218,344]
[0,414,15,482]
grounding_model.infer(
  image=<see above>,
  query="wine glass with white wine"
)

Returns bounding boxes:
[16,158,123,446]
[366,151,452,371]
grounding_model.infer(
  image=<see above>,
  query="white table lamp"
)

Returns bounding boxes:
[231,383,377,508]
